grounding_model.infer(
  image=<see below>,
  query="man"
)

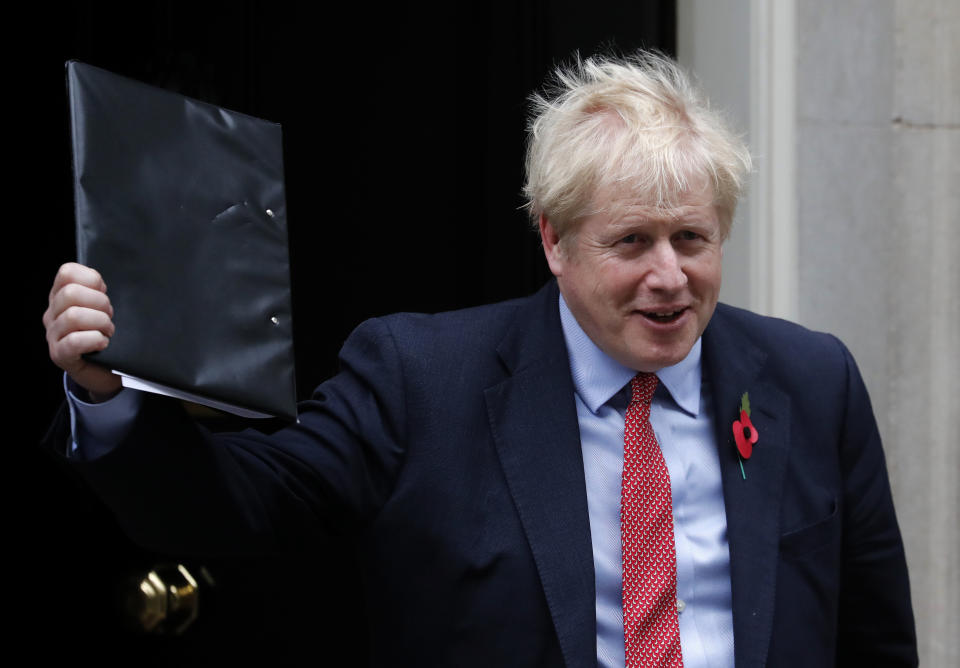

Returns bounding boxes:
[44,52,916,666]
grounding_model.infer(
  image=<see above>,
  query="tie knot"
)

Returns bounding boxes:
[629,372,658,406]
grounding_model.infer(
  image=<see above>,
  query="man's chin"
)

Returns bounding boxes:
[621,337,697,373]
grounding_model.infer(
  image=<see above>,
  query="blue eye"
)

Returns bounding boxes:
[621,234,638,243]
[678,230,701,241]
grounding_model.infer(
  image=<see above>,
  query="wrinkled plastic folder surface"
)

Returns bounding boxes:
[67,60,297,420]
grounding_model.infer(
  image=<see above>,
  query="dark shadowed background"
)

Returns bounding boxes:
[15,1,673,663]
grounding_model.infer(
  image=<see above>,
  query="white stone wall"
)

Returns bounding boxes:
[888,1,959,661]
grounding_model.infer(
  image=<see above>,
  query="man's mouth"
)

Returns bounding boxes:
[639,307,688,324]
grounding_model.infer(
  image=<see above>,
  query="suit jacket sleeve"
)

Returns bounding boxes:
[45,316,409,556]
[832,338,917,665]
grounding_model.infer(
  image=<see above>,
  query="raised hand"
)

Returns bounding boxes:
[43,262,122,401]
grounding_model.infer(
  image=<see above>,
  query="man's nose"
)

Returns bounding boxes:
[645,241,687,291]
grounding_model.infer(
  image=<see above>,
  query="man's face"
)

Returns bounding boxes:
[541,183,723,372]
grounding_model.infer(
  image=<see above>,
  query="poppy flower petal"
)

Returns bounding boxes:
[733,419,754,459]
[739,410,760,446]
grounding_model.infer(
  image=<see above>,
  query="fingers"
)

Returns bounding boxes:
[51,328,122,398]
[44,262,116,368]
[46,305,116,376]
[50,329,111,367]
[45,304,115,344]
[49,262,107,302]
[43,263,123,398]
[44,281,114,328]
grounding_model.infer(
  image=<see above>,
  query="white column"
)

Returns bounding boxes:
[748,0,797,320]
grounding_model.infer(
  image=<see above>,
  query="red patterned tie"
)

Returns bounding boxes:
[621,373,683,667]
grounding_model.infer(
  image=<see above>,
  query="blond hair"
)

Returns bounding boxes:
[524,51,752,239]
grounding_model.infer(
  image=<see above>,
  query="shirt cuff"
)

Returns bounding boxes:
[64,374,144,460]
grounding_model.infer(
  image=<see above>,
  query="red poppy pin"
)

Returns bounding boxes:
[732,392,759,479]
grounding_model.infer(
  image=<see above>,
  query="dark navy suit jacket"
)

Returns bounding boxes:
[57,281,917,667]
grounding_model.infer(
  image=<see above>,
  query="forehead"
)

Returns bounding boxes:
[608,193,716,223]
[610,168,715,208]
[581,177,719,229]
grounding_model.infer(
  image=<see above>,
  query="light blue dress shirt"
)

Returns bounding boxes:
[65,374,143,459]
[559,296,735,668]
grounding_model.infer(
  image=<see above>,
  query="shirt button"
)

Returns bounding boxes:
[676,599,686,613]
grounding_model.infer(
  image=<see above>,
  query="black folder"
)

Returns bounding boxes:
[67,61,298,420]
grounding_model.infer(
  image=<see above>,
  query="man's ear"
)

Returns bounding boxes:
[539,215,566,278]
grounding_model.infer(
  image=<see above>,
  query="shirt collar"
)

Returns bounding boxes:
[558,293,702,417]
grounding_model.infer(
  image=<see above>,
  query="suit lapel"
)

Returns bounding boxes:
[484,282,597,668]
[703,307,792,668]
